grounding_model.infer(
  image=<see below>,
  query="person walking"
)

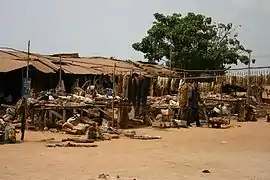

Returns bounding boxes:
[186,82,201,127]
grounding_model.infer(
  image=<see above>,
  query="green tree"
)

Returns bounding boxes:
[132,12,251,72]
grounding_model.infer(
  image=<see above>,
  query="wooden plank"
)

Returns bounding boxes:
[49,111,52,121]
[49,110,63,120]
[202,98,243,102]
[34,103,149,111]
[63,110,67,122]
[96,107,110,117]
[151,105,181,109]
[82,109,91,116]
[20,98,27,141]
[38,110,45,130]
[62,138,95,143]
[1,104,16,109]
[44,111,48,128]
[80,109,83,117]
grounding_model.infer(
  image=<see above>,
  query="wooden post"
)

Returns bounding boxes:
[119,105,129,129]
[247,50,252,106]
[49,111,53,122]
[31,109,35,127]
[99,107,105,126]
[44,111,47,129]
[63,109,67,122]
[112,63,116,127]
[59,56,62,84]
[220,81,223,117]
[21,98,27,141]
[118,106,122,127]
[38,110,45,130]
[80,109,83,117]
[26,40,30,79]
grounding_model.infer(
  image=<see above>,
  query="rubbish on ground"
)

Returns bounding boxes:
[124,130,161,140]
[61,138,95,143]
[46,142,98,148]
[202,169,211,173]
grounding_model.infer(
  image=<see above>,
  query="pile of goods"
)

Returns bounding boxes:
[0,118,16,144]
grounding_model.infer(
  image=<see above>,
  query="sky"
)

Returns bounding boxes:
[1,0,269,68]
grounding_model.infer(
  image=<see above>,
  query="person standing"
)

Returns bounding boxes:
[186,82,201,127]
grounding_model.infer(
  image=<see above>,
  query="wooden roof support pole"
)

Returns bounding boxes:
[112,63,116,127]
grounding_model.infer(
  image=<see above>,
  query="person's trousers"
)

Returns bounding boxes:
[186,107,200,127]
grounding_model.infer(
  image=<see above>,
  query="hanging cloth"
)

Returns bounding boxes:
[117,75,123,96]
[162,77,169,95]
[170,78,174,92]
[167,78,172,95]
[157,76,162,89]
[127,75,133,103]
[122,74,129,99]
[141,77,149,106]
[149,78,154,97]
[131,76,137,105]
[153,78,158,96]
[174,79,180,92]
[136,76,142,106]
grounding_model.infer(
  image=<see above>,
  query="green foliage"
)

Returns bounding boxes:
[132,12,251,71]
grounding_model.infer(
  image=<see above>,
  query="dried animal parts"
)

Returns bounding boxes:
[178,83,189,108]
[0,119,16,144]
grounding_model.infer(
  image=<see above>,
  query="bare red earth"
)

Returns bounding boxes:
[0,120,270,180]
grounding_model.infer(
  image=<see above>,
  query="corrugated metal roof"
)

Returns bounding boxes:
[130,61,177,76]
[0,50,21,59]
[67,57,141,70]
[0,51,58,73]
[0,58,26,72]
[33,57,59,72]
[58,57,143,75]
[30,60,56,73]
[61,64,102,75]
[0,50,178,76]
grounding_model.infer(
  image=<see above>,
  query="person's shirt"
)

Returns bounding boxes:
[188,88,199,108]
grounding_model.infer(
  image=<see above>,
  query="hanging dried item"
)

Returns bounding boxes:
[122,74,130,99]
[117,74,123,96]
[177,81,189,108]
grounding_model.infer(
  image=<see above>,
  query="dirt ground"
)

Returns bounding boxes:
[0,120,270,180]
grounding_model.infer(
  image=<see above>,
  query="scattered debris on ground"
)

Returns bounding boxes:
[46,142,98,148]
[124,130,161,140]
[96,173,137,180]
[202,169,211,173]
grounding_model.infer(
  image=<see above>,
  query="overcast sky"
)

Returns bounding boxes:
[1,0,269,67]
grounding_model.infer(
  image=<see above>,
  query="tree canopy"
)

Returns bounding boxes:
[132,12,251,71]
